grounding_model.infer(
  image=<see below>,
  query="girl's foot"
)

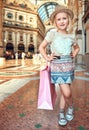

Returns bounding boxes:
[58,112,67,126]
[66,107,74,121]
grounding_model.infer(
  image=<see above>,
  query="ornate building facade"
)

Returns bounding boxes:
[0,0,45,58]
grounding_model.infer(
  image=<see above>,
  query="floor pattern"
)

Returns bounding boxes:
[0,59,89,130]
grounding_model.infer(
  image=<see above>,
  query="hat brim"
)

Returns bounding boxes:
[50,7,74,24]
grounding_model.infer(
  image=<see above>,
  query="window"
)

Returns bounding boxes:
[20,34,23,41]
[7,13,13,19]
[30,34,33,42]
[19,15,23,21]
[8,32,12,40]
[30,17,33,22]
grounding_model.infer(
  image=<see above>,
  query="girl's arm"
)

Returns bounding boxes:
[71,43,80,58]
[39,39,54,62]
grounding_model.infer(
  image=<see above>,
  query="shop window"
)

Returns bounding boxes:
[28,44,34,53]
[6,43,14,51]
[18,43,25,52]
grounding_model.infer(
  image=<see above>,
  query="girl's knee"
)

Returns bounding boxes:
[61,89,71,98]
[60,84,71,98]
[64,92,71,99]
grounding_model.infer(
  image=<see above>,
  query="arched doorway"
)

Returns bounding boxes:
[18,43,25,52]
[6,42,14,51]
[28,44,34,53]
[18,43,25,59]
[5,43,14,59]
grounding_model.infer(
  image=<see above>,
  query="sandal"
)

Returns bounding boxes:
[66,107,74,121]
[58,112,67,126]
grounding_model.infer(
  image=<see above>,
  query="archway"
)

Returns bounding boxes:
[6,42,14,51]
[28,44,34,53]
[18,43,25,52]
[18,43,25,59]
[5,43,14,59]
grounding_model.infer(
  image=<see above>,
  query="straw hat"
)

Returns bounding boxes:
[50,6,74,24]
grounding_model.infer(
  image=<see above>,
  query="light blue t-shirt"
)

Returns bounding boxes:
[45,29,77,56]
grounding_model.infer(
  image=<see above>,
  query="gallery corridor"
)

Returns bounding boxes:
[0,59,89,130]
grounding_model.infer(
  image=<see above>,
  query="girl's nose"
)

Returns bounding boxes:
[60,20,64,23]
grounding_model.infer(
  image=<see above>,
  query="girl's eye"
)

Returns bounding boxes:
[63,17,67,20]
[57,18,61,21]
[57,17,67,21]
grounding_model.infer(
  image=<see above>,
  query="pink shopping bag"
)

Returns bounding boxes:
[37,66,57,110]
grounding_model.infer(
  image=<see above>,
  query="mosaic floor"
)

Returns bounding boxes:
[0,59,89,130]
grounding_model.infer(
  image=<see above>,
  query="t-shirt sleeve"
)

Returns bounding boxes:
[45,31,54,43]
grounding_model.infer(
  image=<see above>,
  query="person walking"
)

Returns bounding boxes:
[39,6,80,126]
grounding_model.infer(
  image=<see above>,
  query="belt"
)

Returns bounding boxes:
[54,55,72,59]
[54,56,60,59]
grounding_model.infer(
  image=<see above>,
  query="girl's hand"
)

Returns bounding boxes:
[46,53,56,62]
[70,52,75,58]
[71,43,80,58]
[70,50,79,58]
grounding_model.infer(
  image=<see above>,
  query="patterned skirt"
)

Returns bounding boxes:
[50,55,75,84]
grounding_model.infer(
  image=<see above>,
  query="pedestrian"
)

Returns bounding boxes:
[22,52,25,59]
[39,6,80,126]
[15,52,18,60]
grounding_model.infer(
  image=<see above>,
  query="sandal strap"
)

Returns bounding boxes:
[59,113,66,120]
[67,107,74,115]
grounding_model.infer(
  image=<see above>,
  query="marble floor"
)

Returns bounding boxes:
[0,59,89,130]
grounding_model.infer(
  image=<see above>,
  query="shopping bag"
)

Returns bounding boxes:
[37,66,57,110]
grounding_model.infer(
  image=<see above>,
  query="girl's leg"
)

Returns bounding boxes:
[59,89,66,109]
[59,84,74,121]
[58,86,67,126]
[60,84,73,106]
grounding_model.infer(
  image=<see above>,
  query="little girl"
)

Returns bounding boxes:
[39,6,80,126]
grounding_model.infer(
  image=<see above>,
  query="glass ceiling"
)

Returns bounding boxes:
[29,0,67,23]
[38,2,59,23]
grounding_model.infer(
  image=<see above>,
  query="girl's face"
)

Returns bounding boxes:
[55,12,69,31]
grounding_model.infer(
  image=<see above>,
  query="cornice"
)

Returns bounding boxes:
[3,4,37,15]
